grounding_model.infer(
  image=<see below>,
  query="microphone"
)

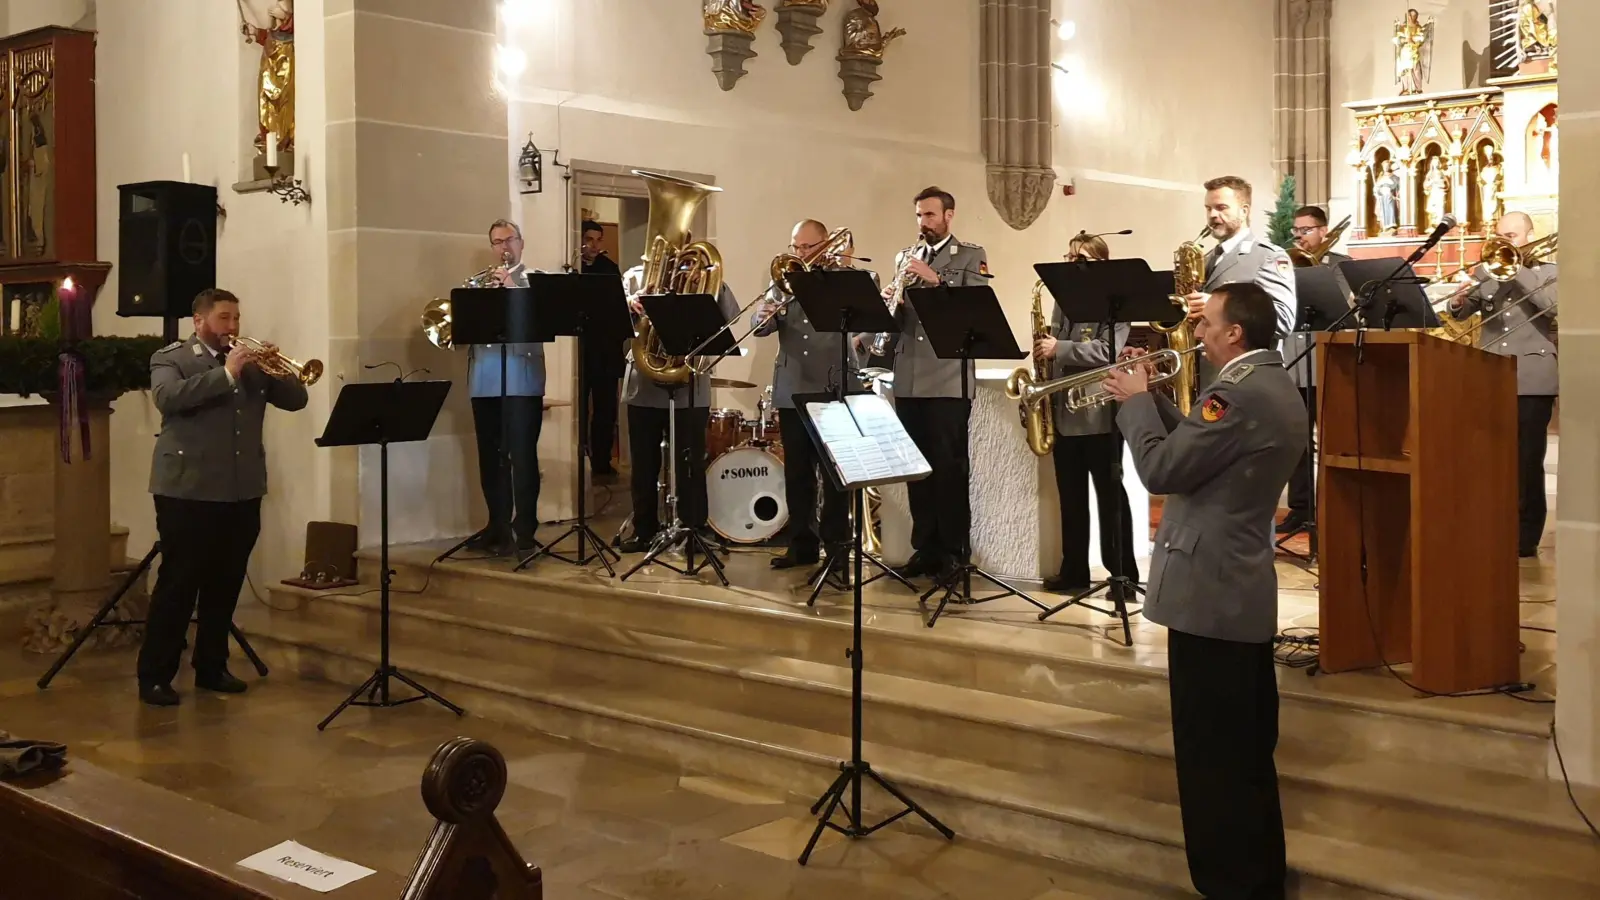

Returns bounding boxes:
[1405,214,1457,263]
[1076,228,1134,240]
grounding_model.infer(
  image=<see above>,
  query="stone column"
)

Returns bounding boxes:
[1554,0,1599,788]
[50,403,110,620]
[979,0,1054,231]
[1399,159,1419,237]
[1274,0,1333,205]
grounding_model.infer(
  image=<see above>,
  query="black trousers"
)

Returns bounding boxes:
[136,496,261,685]
[1168,628,1287,900]
[1051,433,1139,586]
[1517,395,1555,553]
[584,361,622,470]
[1286,387,1316,521]
[897,397,971,561]
[471,395,544,540]
[779,408,849,551]
[628,404,710,535]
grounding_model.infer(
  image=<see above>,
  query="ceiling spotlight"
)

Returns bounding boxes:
[1052,19,1076,41]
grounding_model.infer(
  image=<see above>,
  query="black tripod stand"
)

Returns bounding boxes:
[37,541,269,689]
[519,273,628,576]
[316,379,464,731]
[794,394,951,864]
[905,284,1045,627]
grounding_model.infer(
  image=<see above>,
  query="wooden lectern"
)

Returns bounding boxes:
[1315,330,1520,694]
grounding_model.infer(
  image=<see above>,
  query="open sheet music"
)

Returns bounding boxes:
[801,394,932,490]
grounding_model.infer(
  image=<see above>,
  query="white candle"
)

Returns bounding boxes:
[9,299,18,333]
[182,152,191,183]
[265,132,279,168]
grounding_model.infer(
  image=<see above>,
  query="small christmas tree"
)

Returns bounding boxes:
[1266,175,1297,249]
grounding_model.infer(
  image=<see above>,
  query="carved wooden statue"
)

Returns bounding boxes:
[703,0,767,91]
[837,0,905,111]
[402,738,542,900]
[1392,8,1433,96]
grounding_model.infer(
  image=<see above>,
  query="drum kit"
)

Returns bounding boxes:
[705,379,789,544]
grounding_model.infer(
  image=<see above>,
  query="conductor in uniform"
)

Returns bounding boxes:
[1446,211,1558,558]
[1104,281,1307,900]
[138,289,308,707]
[1279,205,1350,537]
[1032,232,1139,595]
[753,219,863,569]
[878,186,989,581]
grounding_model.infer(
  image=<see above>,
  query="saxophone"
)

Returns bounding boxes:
[1019,279,1056,456]
[871,235,928,355]
[1150,227,1208,416]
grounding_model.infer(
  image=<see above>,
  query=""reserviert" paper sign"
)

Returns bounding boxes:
[237,840,376,893]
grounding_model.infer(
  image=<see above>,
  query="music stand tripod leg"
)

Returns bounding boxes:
[229,625,271,677]
[37,541,163,690]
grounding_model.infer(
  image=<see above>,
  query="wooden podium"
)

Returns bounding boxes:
[1315,330,1521,694]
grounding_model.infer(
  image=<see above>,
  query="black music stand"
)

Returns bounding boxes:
[435,285,557,563]
[792,392,950,864]
[315,379,463,731]
[1031,259,1171,645]
[621,293,737,586]
[1276,266,1355,561]
[1338,258,1438,330]
[786,268,916,601]
[517,273,628,575]
[905,283,1047,627]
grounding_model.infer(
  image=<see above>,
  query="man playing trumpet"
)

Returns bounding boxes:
[138,289,308,707]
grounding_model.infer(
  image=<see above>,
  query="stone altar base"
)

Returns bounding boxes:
[241,542,1597,899]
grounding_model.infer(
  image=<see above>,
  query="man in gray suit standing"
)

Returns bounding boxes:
[1447,211,1558,557]
[1105,281,1307,900]
[879,187,988,580]
[1032,232,1139,595]
[138,289,308,707]
[1279,206,1351,536]
[753,219,860,569]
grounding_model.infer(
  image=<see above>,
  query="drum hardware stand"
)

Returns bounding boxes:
[37,541,269,690]
[622,383,729,586]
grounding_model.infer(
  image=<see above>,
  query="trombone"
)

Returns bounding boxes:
[1430,232,1557,297]
[1288,215,1351,268]
[1006,345,1200,414]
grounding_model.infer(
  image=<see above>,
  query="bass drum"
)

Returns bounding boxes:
[706,446,789,544]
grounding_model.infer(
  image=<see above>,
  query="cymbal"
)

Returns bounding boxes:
[710,377,757,390]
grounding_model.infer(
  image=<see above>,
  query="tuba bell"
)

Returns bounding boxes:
[630,170,725,386]
[1148,228,1208,416]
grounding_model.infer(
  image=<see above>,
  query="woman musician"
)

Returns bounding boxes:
[1032,233,1140,595]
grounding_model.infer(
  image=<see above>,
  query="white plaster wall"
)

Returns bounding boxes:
[73,0,333,593]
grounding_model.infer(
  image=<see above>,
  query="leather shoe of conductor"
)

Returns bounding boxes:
[195,669,248,694]
[139,683,181,707]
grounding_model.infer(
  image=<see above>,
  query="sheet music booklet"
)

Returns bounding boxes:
[801,393,932,491]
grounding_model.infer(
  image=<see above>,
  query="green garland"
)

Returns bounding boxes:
[1266,175,1298,249]
[0,335,167,397]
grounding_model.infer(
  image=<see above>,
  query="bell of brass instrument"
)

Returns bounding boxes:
[1019,279,1056,457]
[756,227,855,328]
[1430,231,1558,345]
[421,251,517,350]
[631,170,725,387]
[1148,228,1208,416]
[872,235,928,355]
[227,335,324,385]
[1288,215,1351,268]
[1006,347,1197,415]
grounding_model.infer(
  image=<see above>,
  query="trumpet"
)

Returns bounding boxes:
[1005,346,1198,414]
[227,335,324,385]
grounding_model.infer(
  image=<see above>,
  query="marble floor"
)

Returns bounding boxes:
[0,646,1189,900]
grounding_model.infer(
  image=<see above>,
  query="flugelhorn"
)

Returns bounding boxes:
[227,335,324,385]
[1006,346,1198,414]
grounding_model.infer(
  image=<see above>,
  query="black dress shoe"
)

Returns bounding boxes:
[1519,547,1540,559]
[196,669,248,694]
[1042,575,1090,594]
[139,683,180,707]
[1275,516,1308,535]
[772,547,820,570]
[619,534,657,554]
[515,532,539,554]
[895,552,936,578]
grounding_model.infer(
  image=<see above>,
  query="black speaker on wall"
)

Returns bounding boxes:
[117,181,217,319]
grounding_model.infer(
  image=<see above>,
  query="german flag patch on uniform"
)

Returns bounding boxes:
[979,260,990,276]
[1275,256,1291,276]
[1201,396,1229,423]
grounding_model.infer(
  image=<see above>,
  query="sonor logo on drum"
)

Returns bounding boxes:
[720,466,770,480]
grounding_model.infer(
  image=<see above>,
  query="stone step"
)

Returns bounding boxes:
[243,603,1600,900]
[338,554,1556,781]
[0,526,131,586]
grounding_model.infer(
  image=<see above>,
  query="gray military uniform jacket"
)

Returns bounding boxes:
[1452,262,1557,396]
[879,235,987,399]
[752,268,873,409]
[1197,231,1297,388]
[1116,349,1307,644]
[1282,250,1350,390]
[621,282,742,409]
[148,335,309,502]
[1046,309,1129,437]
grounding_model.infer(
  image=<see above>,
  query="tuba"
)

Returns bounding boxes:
[1018,279,1056,457]
[1149,228,1208,416]
[1288,215,1351,268]
[631,170,725,386]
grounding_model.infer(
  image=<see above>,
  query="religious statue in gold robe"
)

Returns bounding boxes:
[841,0,905,59]
[1478,146,1504,231]
[703,0,767,35]
[1422,158,1447,231]
[1518,1,1556,59]
[241,0,295,154]
[1392,8,1433,96]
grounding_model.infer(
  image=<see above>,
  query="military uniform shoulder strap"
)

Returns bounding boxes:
[1217,364,1256,386]
[957,239,984,252]
[157,340,185,354]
